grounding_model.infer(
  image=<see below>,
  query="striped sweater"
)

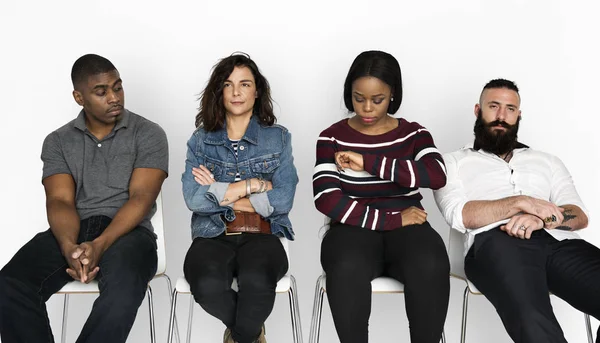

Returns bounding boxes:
[313,118,447,231]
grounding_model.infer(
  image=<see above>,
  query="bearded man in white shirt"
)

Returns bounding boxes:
[434,79,599,343]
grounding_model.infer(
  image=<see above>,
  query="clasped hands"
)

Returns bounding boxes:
[62,239,105,283]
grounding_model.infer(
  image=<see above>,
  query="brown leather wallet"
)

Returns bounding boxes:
[225,211,271,235]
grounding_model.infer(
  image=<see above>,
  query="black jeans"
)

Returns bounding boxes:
[184,233,288,343]
[465,228,600,343]
[0,216,157,343]
[321,222,450,343]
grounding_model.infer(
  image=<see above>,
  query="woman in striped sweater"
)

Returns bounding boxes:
[313,50,450,343]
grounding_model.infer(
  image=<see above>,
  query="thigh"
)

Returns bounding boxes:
[183,235,237,288]
[96,226,158,286]
[465,228,550,309]
[1,229,72,300]
[236,234,288,283]
[547,238,600,318]
[321,223,384,279]
[383,222,449,283]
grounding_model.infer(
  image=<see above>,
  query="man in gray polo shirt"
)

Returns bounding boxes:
[0,54,168,343]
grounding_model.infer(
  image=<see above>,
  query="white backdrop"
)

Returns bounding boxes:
[1,0,599,342]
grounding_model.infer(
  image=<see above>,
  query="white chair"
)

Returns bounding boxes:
[308,274,446,343]
[166,237,303,343]
[448,228,595,343]
[56,192,178,343]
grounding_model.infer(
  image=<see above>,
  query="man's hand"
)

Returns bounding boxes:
[520,197,564,229]
[500,213,544,239]
[401,206,427,226]
[334,151,364,172]
[72,241,104,283]
[62,243,90,282]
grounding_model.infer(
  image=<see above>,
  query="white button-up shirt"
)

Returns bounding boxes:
[434,144,589,256]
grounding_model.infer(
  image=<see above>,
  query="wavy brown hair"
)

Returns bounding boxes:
[195,53,275,130]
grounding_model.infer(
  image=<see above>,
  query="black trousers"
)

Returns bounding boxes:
[183,233,288,343]
[321,222,450,343]
[465,228,600,343]
[0,216,158,343]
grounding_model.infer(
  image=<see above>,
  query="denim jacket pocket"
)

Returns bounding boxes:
[204,159,224,180]
[250,155,280,179]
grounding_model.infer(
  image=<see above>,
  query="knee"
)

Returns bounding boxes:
[186,270,230,304]
[236,268,277,292]
[405,245,450,282]
[323,256,374,282]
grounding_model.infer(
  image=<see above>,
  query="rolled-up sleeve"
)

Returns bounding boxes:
[549,154,590,221]
[433,153,469,232]
[181,133,233,217]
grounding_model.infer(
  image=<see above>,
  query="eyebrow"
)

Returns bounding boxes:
[92,78,122,90]
[353,91,385,97]
[225,79,254,83]
[488,100,518,108]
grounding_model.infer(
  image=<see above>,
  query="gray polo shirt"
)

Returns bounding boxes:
[41,109,169,231]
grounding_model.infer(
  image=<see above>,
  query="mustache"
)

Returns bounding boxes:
[107,105,123,113]
[485,120,512,129]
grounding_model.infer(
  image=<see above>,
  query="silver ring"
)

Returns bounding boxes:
[518,225,527,232]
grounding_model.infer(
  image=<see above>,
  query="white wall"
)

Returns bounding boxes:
[1,0,598,342]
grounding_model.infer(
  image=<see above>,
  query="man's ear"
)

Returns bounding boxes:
[474,103,480,117]
[73,90,84,106]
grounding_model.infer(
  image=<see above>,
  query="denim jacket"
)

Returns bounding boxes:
[182,115,298,240]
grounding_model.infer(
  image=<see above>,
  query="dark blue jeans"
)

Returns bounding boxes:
[465,228,600,343]
[184,233,288,343]
[0,215,157,343]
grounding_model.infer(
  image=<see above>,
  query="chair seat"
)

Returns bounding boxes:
[56,272,167,295]
[371,277,404,293]
[318,276,405,293]
[174,275,292,294]
[56,280,100,294]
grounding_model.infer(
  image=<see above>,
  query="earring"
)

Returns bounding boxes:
[391,97,394,102]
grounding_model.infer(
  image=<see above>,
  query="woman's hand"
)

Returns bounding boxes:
[334,151,364,172]
[192,165,215,186]
[400,206,427,226]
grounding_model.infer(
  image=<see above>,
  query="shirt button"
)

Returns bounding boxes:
[97,143,102,147]
[239,145,245,150]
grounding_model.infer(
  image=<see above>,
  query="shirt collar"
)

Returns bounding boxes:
[73,109,130,132]
[204,115,261,146]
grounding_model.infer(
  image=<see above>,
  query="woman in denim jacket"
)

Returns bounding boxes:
[181,53,298,343]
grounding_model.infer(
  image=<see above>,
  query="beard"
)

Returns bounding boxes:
[473,110,520,155]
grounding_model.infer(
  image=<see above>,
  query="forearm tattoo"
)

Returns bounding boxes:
[555,208,577,231]
[562,208,576,222]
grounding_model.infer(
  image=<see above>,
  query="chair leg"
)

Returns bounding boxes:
[186,294,195,343]
[147,285,156,343]
[287,275,304,343]
[159,274,181,343]
[167,288,180,343]
[61,294,69,343]
[585,313,594,343]
[460,286,469,343]
[309,275,326,343]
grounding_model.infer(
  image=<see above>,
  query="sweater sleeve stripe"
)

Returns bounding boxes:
[407,160,416,188]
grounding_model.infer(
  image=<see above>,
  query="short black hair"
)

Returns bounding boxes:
[480,78,520,103]
[343,50,403,114]
[71,54,117,89]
